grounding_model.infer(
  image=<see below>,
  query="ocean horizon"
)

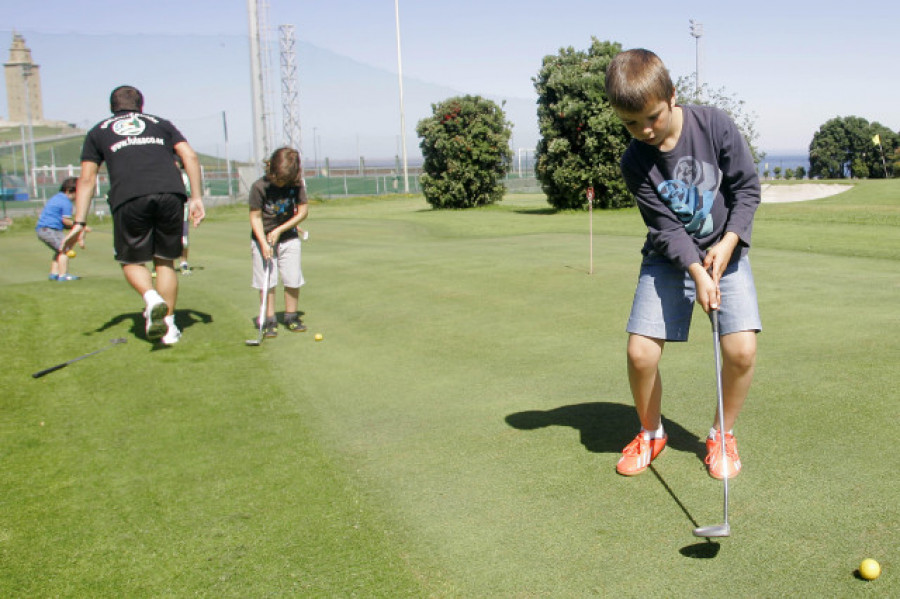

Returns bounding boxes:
[759,153,810,175]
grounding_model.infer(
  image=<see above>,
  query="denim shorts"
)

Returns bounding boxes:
[626,254,761,341]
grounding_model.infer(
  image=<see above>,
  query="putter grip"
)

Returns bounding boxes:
[32,363,68,378]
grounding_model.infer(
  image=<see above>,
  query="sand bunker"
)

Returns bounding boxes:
[760,183,852,203]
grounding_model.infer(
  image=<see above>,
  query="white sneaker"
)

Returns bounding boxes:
[162,323,182,346]
[144,294,168,341]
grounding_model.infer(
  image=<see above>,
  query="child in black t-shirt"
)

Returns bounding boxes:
[249,147,310,336]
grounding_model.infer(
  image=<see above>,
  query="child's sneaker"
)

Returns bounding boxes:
[144,295,168,341]
[705,430,742,480]
[161,323,182,346]
[48,274,59,281]
[264,321,278,338]
[286,318,307,332]
[616,432,667,476]
[57,273,80,281]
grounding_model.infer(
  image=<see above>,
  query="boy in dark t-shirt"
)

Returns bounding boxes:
[605,49,761,480]
[249,147,310,337]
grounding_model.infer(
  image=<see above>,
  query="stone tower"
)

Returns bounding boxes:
[4,32,44,124]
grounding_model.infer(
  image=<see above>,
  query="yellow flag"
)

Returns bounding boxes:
[872,134,881,145]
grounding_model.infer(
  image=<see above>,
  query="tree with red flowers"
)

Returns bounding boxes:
[416,95,512,209]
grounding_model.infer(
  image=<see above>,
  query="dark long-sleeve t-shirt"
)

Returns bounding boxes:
[620,104,760,272]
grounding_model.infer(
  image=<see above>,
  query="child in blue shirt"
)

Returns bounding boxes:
[35,177,86,281]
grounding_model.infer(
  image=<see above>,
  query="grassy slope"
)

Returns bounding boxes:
[1,182,897,596]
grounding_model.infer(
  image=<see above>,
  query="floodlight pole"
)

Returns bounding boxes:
[689,19,703,98]
[247,0,267,176]
[394,0,410,193]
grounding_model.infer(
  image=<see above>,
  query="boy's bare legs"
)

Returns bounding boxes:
[55,251,70,276]
[264,287,277,321]
[618,333,666,475]
[627,334,665,431]
[284,287,299,315]
[716,330,757,432]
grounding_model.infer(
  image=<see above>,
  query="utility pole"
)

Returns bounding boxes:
[247,0,268,174]
[689,19,703,98]
[394,0,410,193]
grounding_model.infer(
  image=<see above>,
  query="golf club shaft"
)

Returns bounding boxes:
[32,338,126,378]
[247,254,273,345]
[712,310,729,526]
[256,259,270,337]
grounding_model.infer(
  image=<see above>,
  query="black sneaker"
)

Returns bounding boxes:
[286,319,307,332]
[264,321,279,338]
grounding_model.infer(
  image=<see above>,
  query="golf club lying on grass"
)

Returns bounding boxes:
[32,337,127,378]
[245,257,272,347]
[693,308,731,538]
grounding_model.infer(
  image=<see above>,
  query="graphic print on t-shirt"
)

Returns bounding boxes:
[112,114,146,136]
[656,156,720,237]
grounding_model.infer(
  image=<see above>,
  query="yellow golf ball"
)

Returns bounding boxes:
[314,333,323,341]
[859,558,881,580]
[66,250,76,258]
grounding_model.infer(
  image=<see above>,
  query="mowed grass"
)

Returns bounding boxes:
[1,181,897,596]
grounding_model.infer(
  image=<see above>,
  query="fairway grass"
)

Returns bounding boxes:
[1,182,897,596]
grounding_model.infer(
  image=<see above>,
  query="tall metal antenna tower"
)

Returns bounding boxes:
[279,24,301,152]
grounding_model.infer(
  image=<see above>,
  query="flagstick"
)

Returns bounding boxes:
[587,187,594,275]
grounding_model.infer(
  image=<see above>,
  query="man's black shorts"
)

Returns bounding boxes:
[113,193,186,264]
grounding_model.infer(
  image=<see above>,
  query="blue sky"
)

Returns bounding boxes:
[3,0,899,161]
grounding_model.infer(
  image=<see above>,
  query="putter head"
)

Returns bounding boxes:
[245,339,261,346]
[112,337,128,345]
[693,524,730,538]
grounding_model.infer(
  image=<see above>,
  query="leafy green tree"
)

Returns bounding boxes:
[416,95,512,209]
[534,38,632,210]
[784,168,794,180]
[773,166,782,180]
[795,166,807,179]
[809,116,897,179]
[676,77,763,165]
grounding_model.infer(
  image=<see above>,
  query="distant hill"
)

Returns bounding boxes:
[0,124,241,175]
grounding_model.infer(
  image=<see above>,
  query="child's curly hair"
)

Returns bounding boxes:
[265,147,302,187]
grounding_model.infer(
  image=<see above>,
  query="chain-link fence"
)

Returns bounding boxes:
[1,158,541,219]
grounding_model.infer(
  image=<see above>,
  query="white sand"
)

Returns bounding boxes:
[760,183,852,203]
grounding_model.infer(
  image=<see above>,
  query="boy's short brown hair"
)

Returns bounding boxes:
[605,49,674,113]
[265,147,302,188]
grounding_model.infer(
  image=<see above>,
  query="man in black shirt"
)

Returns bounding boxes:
[65,86,205,345]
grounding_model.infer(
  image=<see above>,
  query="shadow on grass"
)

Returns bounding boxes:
[91,308,213,346]
[506,402,720,558]
[504,402,705,459]
[512,207,558,215]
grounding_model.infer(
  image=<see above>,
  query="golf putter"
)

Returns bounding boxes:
[693,308,731,538]
[32,337,127,378]
[245,257,272,346]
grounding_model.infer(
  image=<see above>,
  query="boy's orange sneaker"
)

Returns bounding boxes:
[705,430,741,479]
[616,432,667,476]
